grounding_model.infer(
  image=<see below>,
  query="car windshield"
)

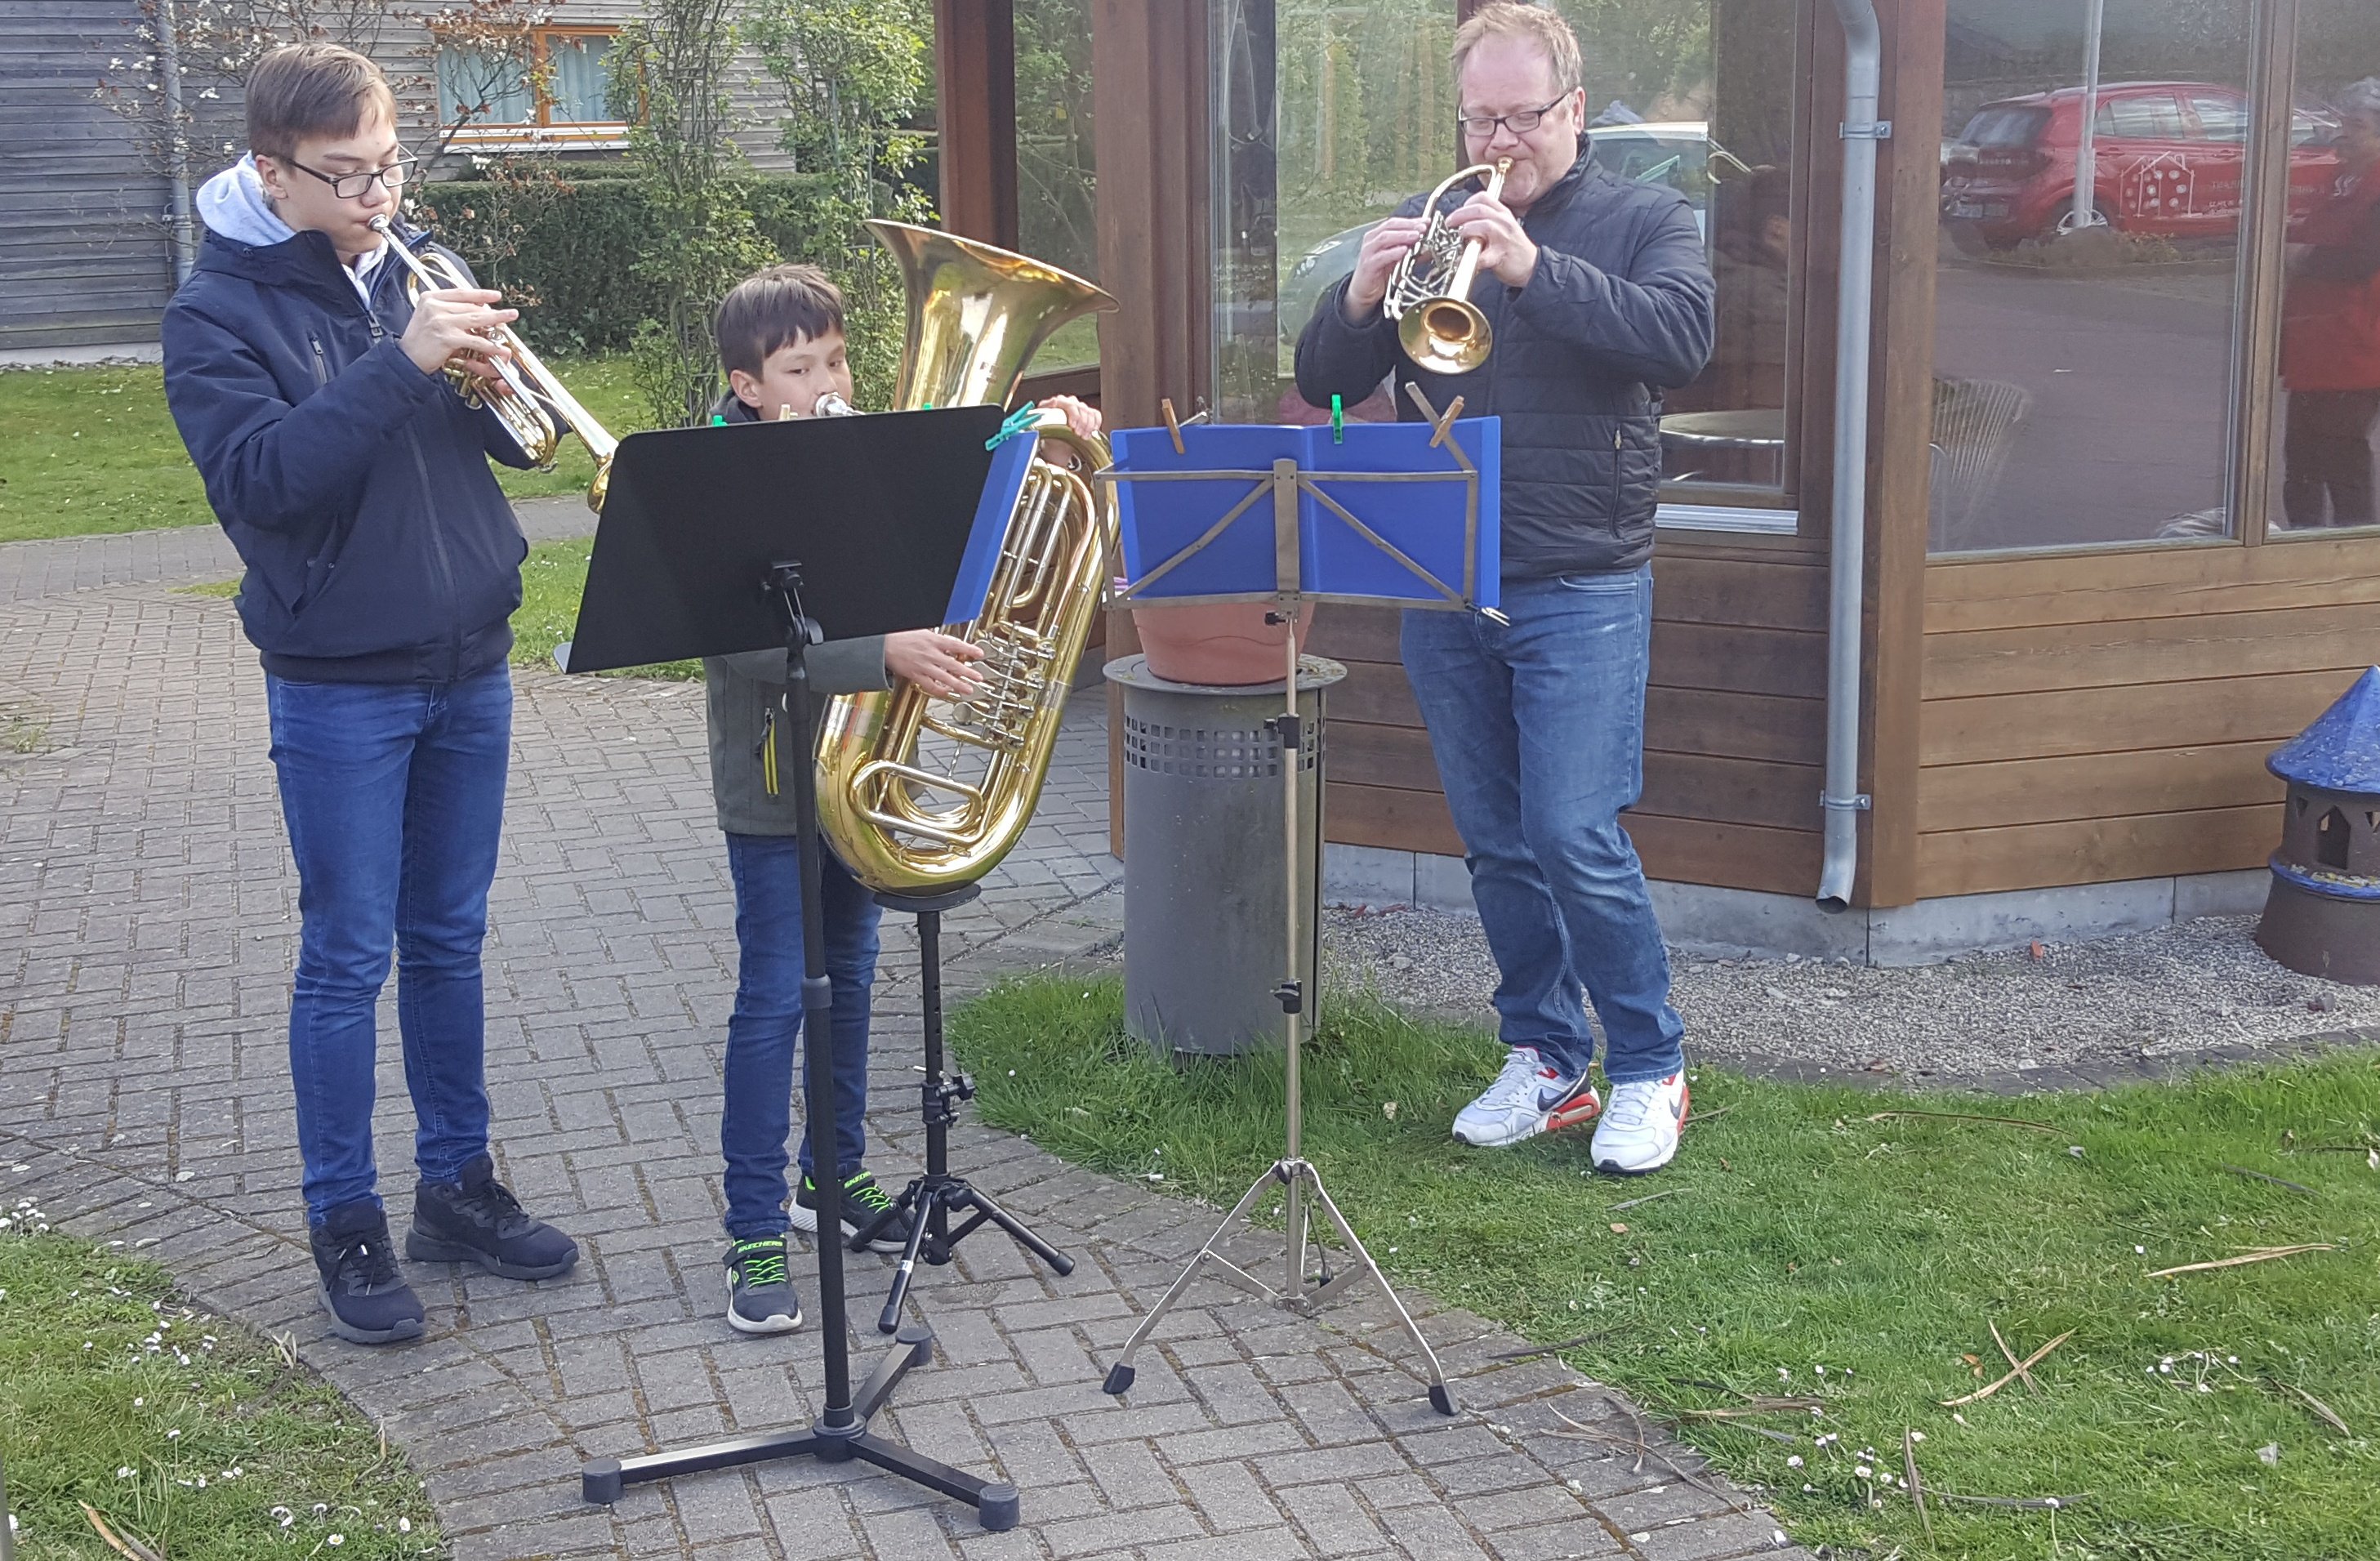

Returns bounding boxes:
[1960,105,2048,148]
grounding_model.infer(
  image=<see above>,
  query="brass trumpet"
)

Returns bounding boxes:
[368,216,618,511]
[1382,157,1513,375]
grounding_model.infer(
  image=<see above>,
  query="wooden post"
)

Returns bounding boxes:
[935,0,1020,249]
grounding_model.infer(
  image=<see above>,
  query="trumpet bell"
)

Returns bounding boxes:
[1398,296,1493,375]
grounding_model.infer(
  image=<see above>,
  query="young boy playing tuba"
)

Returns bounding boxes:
[700,265,1100,1334]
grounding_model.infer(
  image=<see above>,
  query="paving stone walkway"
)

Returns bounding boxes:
[0,522,1799,1561]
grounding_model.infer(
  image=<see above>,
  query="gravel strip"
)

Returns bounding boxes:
[1322,906,2380,1080]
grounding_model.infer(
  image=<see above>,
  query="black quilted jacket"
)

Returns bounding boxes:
[1293,151,1715,578]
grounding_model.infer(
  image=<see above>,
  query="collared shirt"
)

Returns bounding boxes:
[345,241,387,310]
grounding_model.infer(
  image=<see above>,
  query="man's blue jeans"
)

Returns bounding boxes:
[266,668,511,1224]
[1400,567,1687,1086]
[720,833,881,1240]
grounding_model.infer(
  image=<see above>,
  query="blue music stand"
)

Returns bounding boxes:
[1093,386,1499,1417]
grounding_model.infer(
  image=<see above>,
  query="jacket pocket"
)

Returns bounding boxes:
[305,332,330,390]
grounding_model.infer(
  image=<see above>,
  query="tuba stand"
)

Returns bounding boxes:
[854,883,1074,1332]
[577,555,1018,1529]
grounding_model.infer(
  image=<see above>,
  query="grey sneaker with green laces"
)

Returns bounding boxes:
[790,1168,916,1253]
[724,1236,804,1336]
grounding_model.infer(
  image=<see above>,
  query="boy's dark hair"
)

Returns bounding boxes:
[714,265,848,377]
[247,43,398,163]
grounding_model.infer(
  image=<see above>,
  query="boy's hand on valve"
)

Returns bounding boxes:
[885,630,986,698]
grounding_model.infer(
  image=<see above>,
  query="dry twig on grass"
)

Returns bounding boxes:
[2222,1164,2315,1197]
[1672,1396,1824,1421]
[1990,1319,2040,1394]
[2272,1380,2352,1436]
[1611,1187,1687,1212]
[1941,1329,2075,1407]
[1865,1109,2059,1135]
[79,1503,166,1561]
[2146,1244,2336,1279]
[1932,1491,2088,1510]
[1904,1429,1934,1544]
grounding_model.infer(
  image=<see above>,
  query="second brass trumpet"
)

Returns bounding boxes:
[1382,157,1513,376]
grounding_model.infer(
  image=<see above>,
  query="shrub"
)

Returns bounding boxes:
[409,167,850,358]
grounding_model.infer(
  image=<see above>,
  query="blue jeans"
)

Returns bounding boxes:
[266,668,511,1224]
[1399,567,1687,1085]
[720,833,881,1240]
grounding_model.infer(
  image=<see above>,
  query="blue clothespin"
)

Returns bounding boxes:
[1330,393,1344,444]
[986,400,1041,450]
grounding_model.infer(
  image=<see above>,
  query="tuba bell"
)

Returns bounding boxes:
[369,216,620,511]
[813,221,1120,896]
[1382,158,1513,376]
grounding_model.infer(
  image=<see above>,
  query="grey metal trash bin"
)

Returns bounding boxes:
[1107,653,1346,1058]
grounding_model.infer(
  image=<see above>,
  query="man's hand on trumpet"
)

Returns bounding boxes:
[400,286,516,383]
[1342,215,1431,321]
[1444,191,1539,289]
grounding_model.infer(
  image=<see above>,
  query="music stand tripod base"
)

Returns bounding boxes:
[853,883,1074,1335]
[581,1323,1021,1531]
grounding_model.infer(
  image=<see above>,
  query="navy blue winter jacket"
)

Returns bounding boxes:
[1295,151,1715,578]
[162,221,535,683]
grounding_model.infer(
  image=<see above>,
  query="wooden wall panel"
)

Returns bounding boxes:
[935,0,1019,248]
[1917,538,2380,897]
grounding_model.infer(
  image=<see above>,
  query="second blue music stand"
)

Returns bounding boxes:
[1094,386,1500,1416]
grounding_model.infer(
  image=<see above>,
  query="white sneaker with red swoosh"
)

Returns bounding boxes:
[1451,1046,1602,1148]
[1591,1072,1689,1175]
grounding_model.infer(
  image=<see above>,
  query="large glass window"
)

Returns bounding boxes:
[2267,0,2380,536]
[1210,0,1795,529]
[1015,0,1099,370]
[436,28,624,145]
[1932,0,2255,553]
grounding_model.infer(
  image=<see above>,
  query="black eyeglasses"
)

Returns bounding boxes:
[1456,96,1570,138]
[284,153,417,200]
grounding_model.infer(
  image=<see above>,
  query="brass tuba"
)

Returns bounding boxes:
[369,216,620,511]
[813,221,1119,896]
[1382,158,1513,375]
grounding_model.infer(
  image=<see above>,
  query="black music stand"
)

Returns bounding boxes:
[564,405,1023,1531]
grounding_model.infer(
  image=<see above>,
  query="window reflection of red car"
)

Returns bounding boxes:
[1941,83,2340,250]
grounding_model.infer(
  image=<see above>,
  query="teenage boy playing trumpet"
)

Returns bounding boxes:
[161,43,578,1345]
[700,264,1099,1333]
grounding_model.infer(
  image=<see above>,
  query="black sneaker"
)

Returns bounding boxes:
[406,1153,580,1280]
[724,1236,804,1335]
[790,1169,914,1254]
[310,1202,426,1346]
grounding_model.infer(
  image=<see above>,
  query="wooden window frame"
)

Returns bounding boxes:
[441,25,630,151]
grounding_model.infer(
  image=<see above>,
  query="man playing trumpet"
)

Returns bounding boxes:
[1295,2,1715,1173]
[163,43,577,1345]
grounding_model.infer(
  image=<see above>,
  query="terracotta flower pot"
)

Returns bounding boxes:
[1131,601,1322,686]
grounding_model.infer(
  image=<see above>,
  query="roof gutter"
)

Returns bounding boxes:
[1817,0,1884,912]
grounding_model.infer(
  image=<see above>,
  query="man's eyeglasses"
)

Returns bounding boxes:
[284,153,417,200]
[1456,96,1571,138]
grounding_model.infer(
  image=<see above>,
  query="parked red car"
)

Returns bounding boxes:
[1941,82,2340,249]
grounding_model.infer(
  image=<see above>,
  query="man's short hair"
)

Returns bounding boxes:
[1452,2,1584,98]
[714,264,848,377]
[247,43,397,163]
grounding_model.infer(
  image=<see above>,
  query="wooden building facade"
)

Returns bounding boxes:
[932,0,2380,952]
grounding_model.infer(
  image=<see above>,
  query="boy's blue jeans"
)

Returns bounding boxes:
[1399,567,1687,1086]
[266,669,510,1224]
[720,833,881,1241]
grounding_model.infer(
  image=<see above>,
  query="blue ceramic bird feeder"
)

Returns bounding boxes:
[2256,666,2380,984]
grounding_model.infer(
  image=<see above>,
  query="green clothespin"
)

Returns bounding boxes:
[1330,393,1345,444]
[710,413,727,426]
[986,400,1041,450]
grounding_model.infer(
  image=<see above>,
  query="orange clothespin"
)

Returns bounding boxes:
[1160,395,1186,455]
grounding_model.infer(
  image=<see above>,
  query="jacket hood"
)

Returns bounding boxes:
[196,155,296,247]
[710,389,763,424]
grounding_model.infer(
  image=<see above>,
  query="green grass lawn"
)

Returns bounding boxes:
[0,358,646,546]
[953,979,2380,1561]
[0,1206,438,1559]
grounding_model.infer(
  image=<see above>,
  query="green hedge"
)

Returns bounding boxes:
[409,172,847,355]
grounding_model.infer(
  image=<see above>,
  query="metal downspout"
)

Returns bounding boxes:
[1816,0,1883,912]
[158,0,196,285]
